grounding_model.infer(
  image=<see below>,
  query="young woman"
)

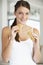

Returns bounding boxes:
[2,0,41,65]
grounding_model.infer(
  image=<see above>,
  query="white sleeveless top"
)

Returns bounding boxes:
[9,38,36,65]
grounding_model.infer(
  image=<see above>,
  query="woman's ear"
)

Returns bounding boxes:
[14,11,17,17]
[14,11,17,18]
[14,11,16,15]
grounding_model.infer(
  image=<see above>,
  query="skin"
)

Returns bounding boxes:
[2,6,41,63]
[14,6,29,24]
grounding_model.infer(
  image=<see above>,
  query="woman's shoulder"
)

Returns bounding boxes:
[2,26,11,36]
[2,26,11,30]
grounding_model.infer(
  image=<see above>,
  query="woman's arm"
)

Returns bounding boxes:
[2,27,12,62]
[2,26,19,62]
[32,28,41,63]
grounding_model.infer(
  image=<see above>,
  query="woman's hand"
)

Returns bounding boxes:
[33,33,39,44]
[11,26,19,40]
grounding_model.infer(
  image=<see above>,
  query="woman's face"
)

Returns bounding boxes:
[15,6,30,24]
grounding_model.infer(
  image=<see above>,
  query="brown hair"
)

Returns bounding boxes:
[15,0,30,12]
[11,0,30,42]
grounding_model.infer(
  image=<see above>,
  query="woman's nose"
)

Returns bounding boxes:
[22,14,26,19]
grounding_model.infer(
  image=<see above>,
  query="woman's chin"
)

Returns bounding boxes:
[18,20,26,24]
[21,21,26,24]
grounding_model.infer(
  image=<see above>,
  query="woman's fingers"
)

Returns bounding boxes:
[12,26,19,32]
[11,26,19,39]
[32,33,39,43]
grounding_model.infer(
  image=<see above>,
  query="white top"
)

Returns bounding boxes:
[9,38,36,65]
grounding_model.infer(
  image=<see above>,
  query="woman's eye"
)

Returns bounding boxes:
[18,12,29,15]
[19,12,22,14]
[26,13,29,15]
